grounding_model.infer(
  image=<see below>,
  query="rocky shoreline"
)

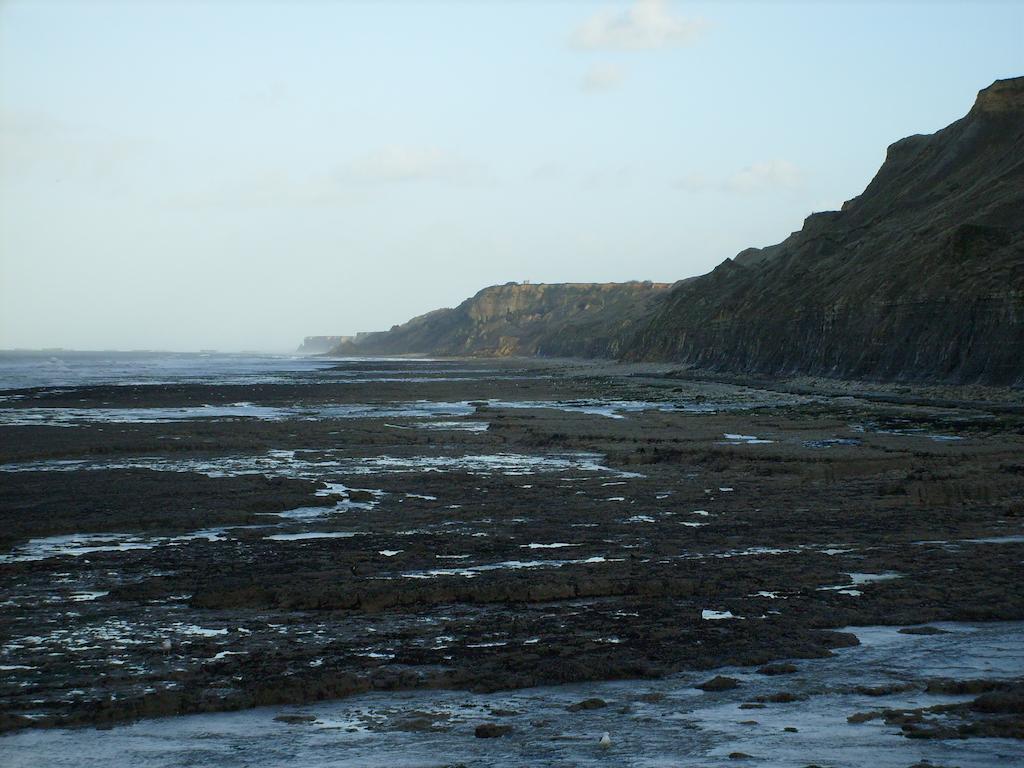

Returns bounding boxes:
[1,358,1022,739]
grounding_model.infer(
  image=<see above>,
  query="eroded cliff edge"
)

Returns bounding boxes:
[333,281,672,359]
[328,78,1024,385]
[626,76,1024,385]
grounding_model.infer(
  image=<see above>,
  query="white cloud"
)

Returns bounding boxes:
[582,62,626,91]
[673,161,803,194]
[338,146,481,184]
[166,149,487,208]
[572,0,707,51]
[531,162,565,182]
[581,167,632,189]
[0,109,146,191]
[724,159,802,193]
[673,171,711,192]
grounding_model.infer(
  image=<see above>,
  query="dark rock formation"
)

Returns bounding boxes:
[757,663,798,676]
[474,722,513,738]
[626,76,1024,385]
[899,625,950,636]
[297,336,350,354]
[318,77,1024,385]
[273,713,316,724]
[696,675,741,691]
[566,697,608,711]
[330,282,671,358]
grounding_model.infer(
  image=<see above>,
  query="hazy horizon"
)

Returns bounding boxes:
[2,1,1021,353]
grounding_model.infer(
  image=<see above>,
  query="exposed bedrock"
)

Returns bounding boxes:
[333,281,672,359]
[330,78,1024,386]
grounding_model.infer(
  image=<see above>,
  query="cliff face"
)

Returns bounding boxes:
[332,282,671,358]
[625,76,1024,385]
[325,77,1024,385]
[297,336,350,354]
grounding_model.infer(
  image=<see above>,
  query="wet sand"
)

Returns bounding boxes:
[1,357,1022,744]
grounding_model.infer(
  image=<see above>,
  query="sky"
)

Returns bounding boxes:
[1,1,1021,352]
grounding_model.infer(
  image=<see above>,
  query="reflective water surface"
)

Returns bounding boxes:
[2,621,1020,767]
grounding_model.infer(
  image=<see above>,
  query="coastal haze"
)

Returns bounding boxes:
[2,3,1024,767]
[1,1,1022,352]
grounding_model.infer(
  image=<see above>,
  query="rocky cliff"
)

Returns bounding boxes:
[625,76,1024,385]
[326,77,1023,385]
[297,336,350,354]
[332,282,671,358]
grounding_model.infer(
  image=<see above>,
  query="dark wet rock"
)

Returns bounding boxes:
[3,357,1024,734]
[784,726,798,732]
[972,689,1024,714]
[739,703,766,710]
[899,625,951,635]
[878,681,1024,740]
[755,692,805,703]
[474,723,513,738]
[729,752,754,760]
[566,697,608,712]
[757,663,797,676]
[821,632,859,650]
[0,713,34,732]
[854,682,918,696]
[0,469,332,547]
[273,713,316,724]
[696,675,740,692]
[902,723,961,740]
[925,678,1011,695]
[847,711,883,724]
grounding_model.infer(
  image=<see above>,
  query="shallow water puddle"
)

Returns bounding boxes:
[10,620,1016,768]
[0,528,234,564]
[804,437,862,448]
[0,391,815,427]
[400,554,615,579]
[0,401,477,427]
[1,449,639,479]
[722,433,775,445]
[701,609,737,620]
[412,420,489,432]
[484,392,815,419]
[818,571,903,596]
[915,534,1024,546]
[850,423,967,443]
[264,531,365,541]
[67,591,109,602]
[0,403,289,426]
